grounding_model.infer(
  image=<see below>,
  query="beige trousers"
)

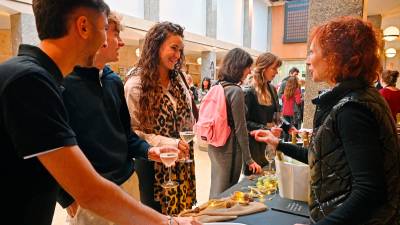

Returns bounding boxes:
[68,173,140,225]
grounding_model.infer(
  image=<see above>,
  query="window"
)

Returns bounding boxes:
[284,0,309,43]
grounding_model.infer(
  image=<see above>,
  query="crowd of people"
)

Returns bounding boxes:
[0,1,399,225]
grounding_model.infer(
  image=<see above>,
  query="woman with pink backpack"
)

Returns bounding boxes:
[207,48,262,198]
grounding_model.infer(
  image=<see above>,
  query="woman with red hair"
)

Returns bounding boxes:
[252,17,400,225]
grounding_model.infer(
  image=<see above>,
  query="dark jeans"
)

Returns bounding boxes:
[135,159,162,212]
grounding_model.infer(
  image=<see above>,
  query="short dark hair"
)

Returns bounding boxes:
[289,67,299,75]
[381,70,399,87]
[32,0,110,40]
[218,48,253,83]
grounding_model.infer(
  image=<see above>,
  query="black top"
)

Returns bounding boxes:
[277,103,386,225]
[244,85,277,131]
[57,66,150,207]
[0,44,77,225]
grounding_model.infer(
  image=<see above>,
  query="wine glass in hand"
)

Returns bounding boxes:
[265,147,276,173]
[160,152,179,189]
[179,128,195,163]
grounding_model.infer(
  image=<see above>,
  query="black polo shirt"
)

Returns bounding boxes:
[0,44,77,225]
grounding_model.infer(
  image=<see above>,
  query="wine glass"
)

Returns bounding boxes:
[273,112,283,127]
[179,128,195,163]
[160,152,179,189]
[265,146,276,174]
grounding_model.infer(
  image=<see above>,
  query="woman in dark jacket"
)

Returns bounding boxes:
[252,17,400,225]
[243,52,282,174]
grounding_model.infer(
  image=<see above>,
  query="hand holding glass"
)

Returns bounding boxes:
[160,152,178,188]
[179,130,194,163]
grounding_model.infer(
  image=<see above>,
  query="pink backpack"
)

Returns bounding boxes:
[194,82,234,147]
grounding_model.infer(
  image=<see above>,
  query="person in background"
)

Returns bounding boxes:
[185,73,199,103]
[208,48,262,198]
[243,52,282,175]
[0,0,198,225]
[58,12,184,225]
[379,70,400,123]
[252,17,400,225]
[281,76,302,141]
[124,22,197,215]
[278,67,300,101]
[198,77,211,102]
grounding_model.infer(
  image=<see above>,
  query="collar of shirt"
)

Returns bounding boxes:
[17,44,64,85]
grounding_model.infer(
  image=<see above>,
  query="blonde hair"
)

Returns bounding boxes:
[252,52,281,105]
[108,11,123,32]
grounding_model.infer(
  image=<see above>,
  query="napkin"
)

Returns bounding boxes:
[179,200,267,222]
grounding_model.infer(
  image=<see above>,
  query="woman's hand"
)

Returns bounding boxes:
[248,162,263,174]
[250,130,280,149]
[178,140,190,160]
[270,127,283,137]
[148,147,180,162]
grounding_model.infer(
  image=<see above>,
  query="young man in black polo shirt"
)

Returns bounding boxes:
[0,1,198,225]
[58,12,177,224]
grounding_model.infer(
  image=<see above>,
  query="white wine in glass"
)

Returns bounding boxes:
[265,147,276,173]
[179,131,195,143]
[179,130,195,163]
[160,152,178,188]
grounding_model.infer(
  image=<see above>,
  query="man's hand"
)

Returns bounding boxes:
[148,146,180,162]
[173,217,202,225]
[66,201,79,218]
[250,130,279,148]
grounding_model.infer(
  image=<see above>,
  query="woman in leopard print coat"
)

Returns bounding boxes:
[124,22,196,215]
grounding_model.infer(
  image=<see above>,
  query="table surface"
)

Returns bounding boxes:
[217,176,310,225]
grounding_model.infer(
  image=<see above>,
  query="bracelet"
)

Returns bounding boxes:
[167,216,173,225]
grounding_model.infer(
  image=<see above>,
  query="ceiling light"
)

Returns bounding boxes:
[383,26,400,42]
[135,48,140,57]
[385,48,397,58]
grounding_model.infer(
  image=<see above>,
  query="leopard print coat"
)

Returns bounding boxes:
[124,70,196,215]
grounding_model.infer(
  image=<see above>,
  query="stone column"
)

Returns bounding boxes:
[302,0,364,128]
[367,14,382,29]
[201,51,217,80]
[266,6,272,52]
[10,13,39,56]
[243,0,252,48]
[144,0,159,22]
[206,0,217,38]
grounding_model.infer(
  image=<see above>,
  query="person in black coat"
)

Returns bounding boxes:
[244,52,282,175]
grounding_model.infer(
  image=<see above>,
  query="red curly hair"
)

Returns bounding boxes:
[310,16,382,85]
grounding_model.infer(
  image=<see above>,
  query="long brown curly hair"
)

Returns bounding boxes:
[252,52,281,105]
[135,22,185,132]
[284,76,299,99]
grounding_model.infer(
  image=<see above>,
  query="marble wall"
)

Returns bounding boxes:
[302,0,363,128]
